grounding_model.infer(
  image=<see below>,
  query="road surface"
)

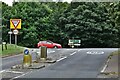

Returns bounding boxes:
[1,48,76,70]
[1,48,55,70]
[15,48,118,78]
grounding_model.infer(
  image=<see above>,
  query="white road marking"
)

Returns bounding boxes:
[101,58,110,73]
[13,73,26,79]
[101,64,108,73]
[107,59,110,63]
[10,71,31,80]
[57,57,67,62]
[6,71,23,74]
[78,49,82,52]
[70,52,76,56]
[48,51,55,53]
[82,48,118,50]
[87,51,104,54]
[66,49,71,50]
[0,70,6,73]
[36,51,55,54]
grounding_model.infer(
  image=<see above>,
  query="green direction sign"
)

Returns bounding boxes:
[69,39,81,44]
[68,39,81,47]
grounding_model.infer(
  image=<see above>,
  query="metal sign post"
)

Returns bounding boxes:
[10,19,21,46]
[13,29,19,45]
[15,34,17,45]
[8,31,12,44]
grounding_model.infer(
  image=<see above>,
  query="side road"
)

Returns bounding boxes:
[100,51,119,78]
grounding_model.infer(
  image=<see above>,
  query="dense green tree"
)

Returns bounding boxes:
[2,2,12,42]
[58,2,119,47]
[104,2,120,47]
[2,2,119,48]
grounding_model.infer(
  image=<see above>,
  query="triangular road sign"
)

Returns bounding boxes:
[11,19,20,29]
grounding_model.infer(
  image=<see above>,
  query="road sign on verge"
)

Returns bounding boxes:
[13,29,19,35]
[10,19,21,29]
[24,49,29,55]
[69,39,81,44]
[68,39,81,46]
[8,31,12,34]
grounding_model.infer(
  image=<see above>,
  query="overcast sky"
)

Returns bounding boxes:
[2,0,13,6]
[2,0,72,6]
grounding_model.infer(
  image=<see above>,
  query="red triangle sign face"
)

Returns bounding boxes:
[11,20,20,29]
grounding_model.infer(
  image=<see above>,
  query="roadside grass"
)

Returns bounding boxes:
[108,50,120,59]
[102,50,120,77]
[0,44,24,57]
[113,50,120,54]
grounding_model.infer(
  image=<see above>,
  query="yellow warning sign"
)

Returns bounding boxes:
[10,19,21,29]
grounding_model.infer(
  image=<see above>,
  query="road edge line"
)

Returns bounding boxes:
[101,64,108,73]
[100,58,110,73]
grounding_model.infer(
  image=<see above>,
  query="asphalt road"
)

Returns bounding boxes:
[18,48,118,78]
[1,48,56,70]
[1,48,76,70]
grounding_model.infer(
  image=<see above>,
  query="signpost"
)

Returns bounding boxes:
[24,49,29,55]
[10,19,21,45]
[10,19,21,29]
[8,31,12,44]
[13,29,19,45]
[68,39,81,48]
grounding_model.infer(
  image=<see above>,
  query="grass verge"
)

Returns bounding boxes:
[108,50,120,59]
[0,44,24,57]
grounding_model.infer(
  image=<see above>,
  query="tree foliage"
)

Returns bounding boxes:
[2,2,119,48]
